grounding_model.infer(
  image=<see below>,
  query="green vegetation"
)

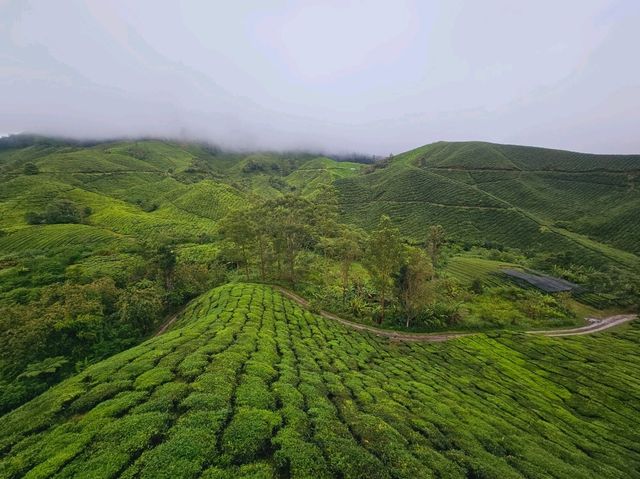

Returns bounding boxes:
[1,283,638,478]
[0,136,638,476]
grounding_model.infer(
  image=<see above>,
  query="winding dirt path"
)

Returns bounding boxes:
[274,286,637,343]
[526,314,636,337]
[153,284,636,342]
[274,287,471,342]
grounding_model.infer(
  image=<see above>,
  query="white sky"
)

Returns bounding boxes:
[1,0,639,154]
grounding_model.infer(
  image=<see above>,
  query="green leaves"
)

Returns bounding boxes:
[18,356,69,380]
[1,283,639,479]
[364,215,406,322]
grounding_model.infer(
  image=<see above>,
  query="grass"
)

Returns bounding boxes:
[1,283,638,478]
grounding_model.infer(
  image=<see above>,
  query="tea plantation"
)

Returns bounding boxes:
[1,136,639,477]
[1,283,638,479]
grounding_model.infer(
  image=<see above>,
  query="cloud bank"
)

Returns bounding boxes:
[1,0,639,154]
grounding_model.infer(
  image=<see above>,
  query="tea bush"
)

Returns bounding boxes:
[0,283,638,478]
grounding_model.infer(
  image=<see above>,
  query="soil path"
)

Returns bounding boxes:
[152,306,187,337]
[526,314,636,337]
[153,285,636,342]
[274,287,637,342]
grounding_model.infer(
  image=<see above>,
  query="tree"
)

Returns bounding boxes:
[23,162,39,175]
[397,247,434,328]
[247,208,272,281]
[365,215,405,324]
[426,225,446,270]
[25,199,89,225]
[117,280,164,333]
[323,225,366,302]
[220,194,334,285]
[265,195,321,285]
[155,244,177,290]
[219,209,256,281]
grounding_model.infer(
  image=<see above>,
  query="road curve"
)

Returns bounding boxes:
[274,286,637,343]
[274,287,470,342]
[526,314,636,337]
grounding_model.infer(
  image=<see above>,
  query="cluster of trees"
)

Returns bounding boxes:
[363,218,447,326]
[25,199,92,225]
[0,243,224,414]
[241,157,300,176]
[23,162,39,175]
[220,196,449,329]
[220,194,337,285]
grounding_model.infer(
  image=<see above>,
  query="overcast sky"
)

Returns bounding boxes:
[1,0,639,154]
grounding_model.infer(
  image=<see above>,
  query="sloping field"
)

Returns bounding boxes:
[416,141,640,172]
[445,256,517,288]
[336,141,640,266]
[0,224,125,254]
[1,283,638,479]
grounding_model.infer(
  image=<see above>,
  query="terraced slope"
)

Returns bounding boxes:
[0,140,358,246]
[2,283,638,479]
[2,138,638,263]
[336,141,640,266]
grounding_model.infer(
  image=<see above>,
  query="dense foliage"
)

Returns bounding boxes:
[0,135,638,469]
[1,284,638,478]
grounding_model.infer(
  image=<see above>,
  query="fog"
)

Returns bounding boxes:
[1,0,639,154]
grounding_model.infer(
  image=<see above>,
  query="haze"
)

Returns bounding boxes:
[1,0,639,154]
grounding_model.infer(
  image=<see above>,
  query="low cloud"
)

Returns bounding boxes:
[1,1,639,154]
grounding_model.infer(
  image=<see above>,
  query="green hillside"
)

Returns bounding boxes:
[0,136,639,470]
[336,141,640,262]
[1,283,639,479]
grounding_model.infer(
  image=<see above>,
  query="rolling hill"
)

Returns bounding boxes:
[2,138,639,264]
[1,283,638,479]
[0,136,639,477]
[335,142,640,279]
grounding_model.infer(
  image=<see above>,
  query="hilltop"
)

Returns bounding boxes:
[1,283,639,479]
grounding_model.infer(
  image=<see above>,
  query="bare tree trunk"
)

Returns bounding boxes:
[380,283,386,324]
[241,246,250,281]
[258,243,266,281]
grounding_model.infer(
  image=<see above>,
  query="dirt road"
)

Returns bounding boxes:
[526,314,636,337]
[274,286,637,343]
[153,285,636,342]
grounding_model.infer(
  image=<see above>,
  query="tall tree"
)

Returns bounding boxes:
[219,209,256,281]
[397,247,434,328]
[323,225,366,302]
[365,215,405,324]
[117,279,164,333]
[267,195,319,285]
[155,244,177,290]
[247,208,272,281]
[426,225,446,271]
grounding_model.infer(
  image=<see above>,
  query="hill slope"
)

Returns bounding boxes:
[336,141,640,263]
[1,283,639,479]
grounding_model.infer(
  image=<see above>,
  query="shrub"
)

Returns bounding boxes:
[221,407,281,463]
[134,367,174,390]
[23,162,39,175]
[33,200,88,225]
